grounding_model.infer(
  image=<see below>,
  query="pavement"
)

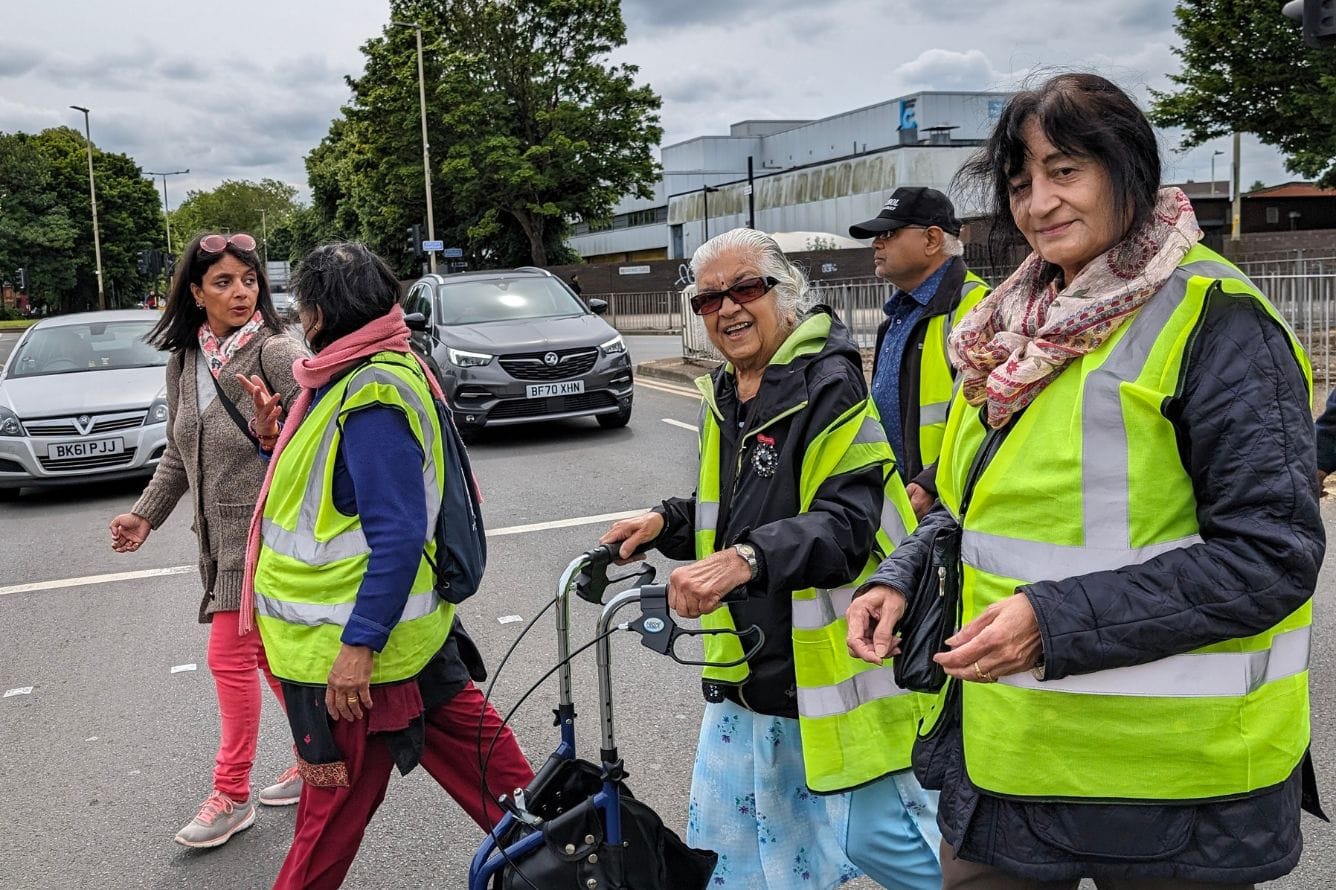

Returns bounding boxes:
[634,356,718,388]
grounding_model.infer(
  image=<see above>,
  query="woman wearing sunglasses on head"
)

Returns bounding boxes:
[599,229,941,889]
[108,232,309,848]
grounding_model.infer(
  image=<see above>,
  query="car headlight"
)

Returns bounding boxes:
[0,406,22,437]
[447,347,494,368]
[599,335,627,356]
[145,397,170,426]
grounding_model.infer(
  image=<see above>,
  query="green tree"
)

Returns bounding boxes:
[169,178,301,260]
[309,0,662,273]
[0,128,162,311]
[1152,0,1336,186]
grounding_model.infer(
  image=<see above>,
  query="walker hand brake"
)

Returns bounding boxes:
[628,584,765,668]
[573,544,656,604]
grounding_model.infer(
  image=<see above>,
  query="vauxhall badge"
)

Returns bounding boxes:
[752,433,779,478]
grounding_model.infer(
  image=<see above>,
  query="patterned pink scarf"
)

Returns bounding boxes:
[948,188,1201,429]
[238,305,443,634]
[198,311,264,379]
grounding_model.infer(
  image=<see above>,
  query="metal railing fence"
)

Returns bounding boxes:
[675,270,1336,392]
[596,291,681,334]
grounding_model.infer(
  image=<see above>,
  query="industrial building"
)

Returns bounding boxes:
[567,90,1015,265]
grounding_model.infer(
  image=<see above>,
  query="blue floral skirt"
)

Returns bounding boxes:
[686,699,862,889]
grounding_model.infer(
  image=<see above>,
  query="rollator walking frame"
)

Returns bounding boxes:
[468,545,763,890]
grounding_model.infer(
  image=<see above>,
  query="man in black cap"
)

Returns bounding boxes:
[849,186,990,517]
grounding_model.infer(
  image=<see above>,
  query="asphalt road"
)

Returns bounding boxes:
[1,332,1334,889]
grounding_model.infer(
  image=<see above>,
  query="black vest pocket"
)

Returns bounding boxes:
[1022,802,1195,861]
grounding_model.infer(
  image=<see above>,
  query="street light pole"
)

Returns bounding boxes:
[1231,131,1243,243]
[392,20,437,273]
[257,208,268,267]
[144,168,189,255]
[70,105,105,309]
[1210,150,1223,197]
[702,184,718,242]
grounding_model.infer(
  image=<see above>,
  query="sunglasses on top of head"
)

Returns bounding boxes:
[198,233,258,254]
[689,276,780,316]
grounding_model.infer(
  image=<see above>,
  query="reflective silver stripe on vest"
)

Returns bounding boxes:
[881,498,909,546]
[253,588,444,627]
[853,415,888,446]
[797,663,913,718]
[696,499,719,533]
[961,261,1234,581]
[962,530,1204,583]
[920,401,949,425]
[792,586,856,630]
[264,364,441,565]
[1001,625,1310,697]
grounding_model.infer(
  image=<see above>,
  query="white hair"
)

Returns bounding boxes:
[684,228,814,322]
[941,233,965,258]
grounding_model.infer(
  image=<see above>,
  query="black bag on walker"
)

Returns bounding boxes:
[492,758,718,890]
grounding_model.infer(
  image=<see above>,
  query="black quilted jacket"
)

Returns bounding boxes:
[861,286,1326,883]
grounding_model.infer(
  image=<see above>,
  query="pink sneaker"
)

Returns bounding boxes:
[174,790,255,848]
[258,765,303,807]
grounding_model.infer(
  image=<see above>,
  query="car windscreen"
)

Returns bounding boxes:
[7,320,167,379]
[435,277,588,325]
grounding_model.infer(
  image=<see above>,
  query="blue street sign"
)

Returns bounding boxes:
[422,240,444,252]
[443,247,464,259]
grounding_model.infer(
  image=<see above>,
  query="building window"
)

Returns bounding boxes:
[1266,206,1279,225]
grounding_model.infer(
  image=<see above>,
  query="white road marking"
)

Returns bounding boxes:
[662,418,696,432]
[636,378,699,398]
[486,508,645,537]
[0,509,651,597]
[497,615,523,625]
[169,663,197,674]
[4,687,33,697]
[0,564,196,597]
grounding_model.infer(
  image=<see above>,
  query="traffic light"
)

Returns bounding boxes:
[136,250,151,275]
[15,268,24,291]
[1284,0,1336,48]
[407,223,424,259]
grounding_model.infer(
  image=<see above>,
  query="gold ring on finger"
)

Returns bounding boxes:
[346,695,359,704]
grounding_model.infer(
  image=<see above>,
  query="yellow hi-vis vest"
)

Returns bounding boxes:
[917,271,990,467]
[254,352,455,686]
[693,312,924,792]
[936,245,1312,801]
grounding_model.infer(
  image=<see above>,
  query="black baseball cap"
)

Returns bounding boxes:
[849,186,962,238]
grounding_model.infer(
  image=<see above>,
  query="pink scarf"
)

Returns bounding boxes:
[948,188,1201,428]
[198,311,264,379]
[238,305,443,634]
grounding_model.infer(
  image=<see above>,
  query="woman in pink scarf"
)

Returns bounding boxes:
[108,232,308,848]
[238,242,532,889]
[849,74,1322,888]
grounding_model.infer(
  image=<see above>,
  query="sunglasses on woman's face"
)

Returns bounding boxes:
[689,276,780,316]
[199,233,257,254]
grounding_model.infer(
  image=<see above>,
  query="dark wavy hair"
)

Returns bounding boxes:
[146,233,282,353]
[290,242,401,354]
[957,72,1162,268]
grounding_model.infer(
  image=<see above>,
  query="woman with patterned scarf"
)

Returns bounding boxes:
[848,73,1324,888]
[109,232,309,847]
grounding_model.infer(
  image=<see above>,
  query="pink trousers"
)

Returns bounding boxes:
[207,609,284,800]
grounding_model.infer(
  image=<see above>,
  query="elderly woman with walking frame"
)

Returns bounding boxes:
[601,228,942,889]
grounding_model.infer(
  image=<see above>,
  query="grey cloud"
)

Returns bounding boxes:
[0,47,42,78]
[622,0,811,30]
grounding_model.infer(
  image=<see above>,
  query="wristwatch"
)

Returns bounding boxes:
[732,542,760,581]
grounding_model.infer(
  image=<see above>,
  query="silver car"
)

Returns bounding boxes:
[401,268,633,436]
[0,310,171,497]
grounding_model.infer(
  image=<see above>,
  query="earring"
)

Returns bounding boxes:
[195,301,204,308]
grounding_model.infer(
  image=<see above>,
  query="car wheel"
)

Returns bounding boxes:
[597,403,633,429]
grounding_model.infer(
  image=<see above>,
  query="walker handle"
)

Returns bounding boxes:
[628,584,766,668]
[573,544,655,605]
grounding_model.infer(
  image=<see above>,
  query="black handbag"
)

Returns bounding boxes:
[891,411,1017,694]
[892,522,962,693]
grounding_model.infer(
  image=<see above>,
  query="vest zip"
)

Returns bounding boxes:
[957,409,1019,520]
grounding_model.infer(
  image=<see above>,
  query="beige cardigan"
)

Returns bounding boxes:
[133,329,307,622]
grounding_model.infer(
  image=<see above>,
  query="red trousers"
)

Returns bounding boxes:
[207,609,284,800]
[271,681,534,890]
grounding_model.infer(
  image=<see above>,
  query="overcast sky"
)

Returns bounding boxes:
[1,0,1296,208]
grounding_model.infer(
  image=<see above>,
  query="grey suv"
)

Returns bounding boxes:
[401,268,633,435]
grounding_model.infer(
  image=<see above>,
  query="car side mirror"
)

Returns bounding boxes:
[588,298,608,315]
[404,312,428,332]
